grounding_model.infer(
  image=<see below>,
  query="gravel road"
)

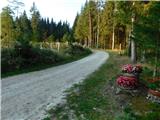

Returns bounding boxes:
[1,51,109,120]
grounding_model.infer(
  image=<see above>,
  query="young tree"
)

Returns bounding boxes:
[116,1,141,63]
[56,21,63,42]
[15,11,32,42]
[50,18,56,37]
[134,1,160,76]
[1,6,15,47]
[74,1,98,47]
[30,2,41,41]
[99,1,114,49]
[74,2,89,46]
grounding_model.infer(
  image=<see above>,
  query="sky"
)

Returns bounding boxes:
[0,0,86,27]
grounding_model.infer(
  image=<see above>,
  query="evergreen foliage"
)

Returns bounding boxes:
[1,1,159,75]
[1,2,71,46]
[1,6,15,47]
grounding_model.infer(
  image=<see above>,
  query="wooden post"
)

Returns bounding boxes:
[56,42,60,52]
[40,42,43,49]
[119,43,122,55]
[50,42,52,49]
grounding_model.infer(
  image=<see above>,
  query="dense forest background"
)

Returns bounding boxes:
[1,1,160,76]
[1,2,72,46]
[73,1,159,65]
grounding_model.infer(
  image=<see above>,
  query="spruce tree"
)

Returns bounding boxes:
[30,2,41,42]
[1,6,15,48]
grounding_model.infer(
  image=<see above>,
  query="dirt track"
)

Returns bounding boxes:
[1,51,109,120]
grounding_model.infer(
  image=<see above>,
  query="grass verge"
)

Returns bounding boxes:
[45,51,160,120]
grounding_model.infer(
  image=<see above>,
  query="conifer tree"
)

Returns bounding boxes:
[15,11,32,42]
[1,6,15,47]
[30,2,41,41]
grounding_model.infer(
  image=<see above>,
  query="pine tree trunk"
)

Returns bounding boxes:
[89,9,92,48]
[97,10,99,49]
[153,55,157,77]
[85,38,87,47]
[126,28,131,57]
[112,25,115,50]
[153,31,159,77]
[125,28,129,49]
[131,39,136,64]
[141,50,146,63]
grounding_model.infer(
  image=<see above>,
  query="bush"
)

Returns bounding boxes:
[64,44,92,56]
[1,42,92,75]
[1,48,24,73]
[1,43,64,74]
[36,48,64,64]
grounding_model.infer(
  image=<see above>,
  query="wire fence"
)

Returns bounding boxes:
[1,41,69,52]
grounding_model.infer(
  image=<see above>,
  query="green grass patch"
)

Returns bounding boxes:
[44,51,160,120]
[44,52,131,120]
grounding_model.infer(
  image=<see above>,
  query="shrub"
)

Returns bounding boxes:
[37,49,64,64]
[64,44,92,56]
[1,48,24,73]
[1,43,64,74]
[1,42,91,75]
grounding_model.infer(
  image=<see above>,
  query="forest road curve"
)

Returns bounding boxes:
[1,51,109,120]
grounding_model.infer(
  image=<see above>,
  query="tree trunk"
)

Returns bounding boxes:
[131,8,136,64]
[131,39,136,64]
[112,25,115,50]
[141,50,146,63]
[97,10,99,49]
[126,27,131,57]
[124,26,127,49]
[89,8,92,48]
[153,55,158,77]
[85,38,88,47]
[153,31,159,77]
